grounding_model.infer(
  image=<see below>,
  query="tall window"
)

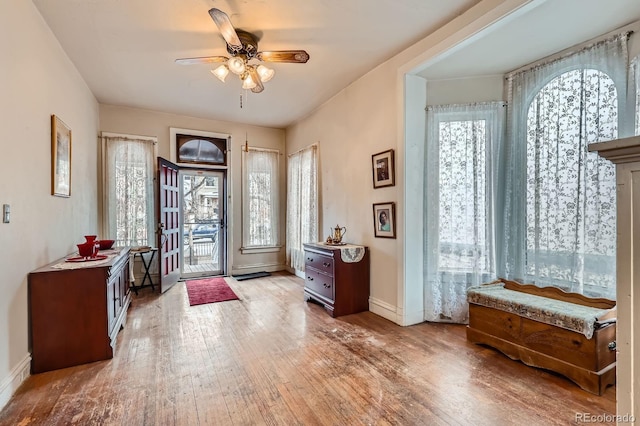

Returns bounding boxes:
[103,133,156,247]
[524,69,617,297]
[503,34,629,300]
[242,148,279,249]
[286,145,318,271]
[424,103,503,323]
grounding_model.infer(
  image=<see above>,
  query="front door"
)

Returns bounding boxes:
[157,157,181,293]
[180,169,226,278]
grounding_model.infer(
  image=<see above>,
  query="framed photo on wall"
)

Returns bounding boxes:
[372,149,395,188]
[51,115,72,197]
[373,202,396,238]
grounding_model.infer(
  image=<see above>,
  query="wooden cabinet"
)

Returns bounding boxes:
[303,242,369,317]
[28,248,131,373]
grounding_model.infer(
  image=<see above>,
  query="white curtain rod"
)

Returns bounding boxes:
[287,142,318,158]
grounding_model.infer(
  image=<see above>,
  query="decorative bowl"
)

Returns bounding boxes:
[98,239,115,250]
[84,235,97,243]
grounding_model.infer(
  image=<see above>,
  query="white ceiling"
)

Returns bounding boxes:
[418,0,640,81]
[32,0,640,129]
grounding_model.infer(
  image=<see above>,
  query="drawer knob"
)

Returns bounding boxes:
[323,283,332,288]
[307,276,314,281]
[323,262,330,267]
[307,257,313,262]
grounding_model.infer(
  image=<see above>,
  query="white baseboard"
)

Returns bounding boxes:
[396,308,425,326]
[230,262,285,276]
[369,297,425,326]
[0,354,31,411]
[369,297,400,324]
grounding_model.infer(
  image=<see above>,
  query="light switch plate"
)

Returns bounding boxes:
[3,204,10,223]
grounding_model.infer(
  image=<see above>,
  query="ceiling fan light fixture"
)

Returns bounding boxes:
[211,64,229,82]
[227,57,246,75]
[242,74,258,90]
[256,65,275,83]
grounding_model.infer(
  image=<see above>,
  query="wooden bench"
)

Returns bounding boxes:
[466,279,617,395]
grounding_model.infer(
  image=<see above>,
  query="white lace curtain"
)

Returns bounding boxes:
[286,145,318,271]
[424,102,504,323]
[242,148,279,247]
[103,135,156,247]
[502,33,630,300]
[634,55,640,134]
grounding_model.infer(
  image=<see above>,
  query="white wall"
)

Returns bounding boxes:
[99,105,287,275]
[286,0,532,325]
[0,1,100,409]
[286,64,401,319]
[426,75,505,106]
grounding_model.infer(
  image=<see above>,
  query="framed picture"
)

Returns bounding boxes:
[372,149,395,188]
[51,115,72,197]
[373,202,396,238]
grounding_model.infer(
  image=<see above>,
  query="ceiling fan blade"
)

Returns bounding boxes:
[175,56,229,65]
[257,50,310,63]
[208,8,243,52]
[248,66,264,93]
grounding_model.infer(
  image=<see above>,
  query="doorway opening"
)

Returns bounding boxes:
[179,169,226,278]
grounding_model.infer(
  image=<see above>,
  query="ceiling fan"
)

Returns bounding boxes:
[176,8,310,93]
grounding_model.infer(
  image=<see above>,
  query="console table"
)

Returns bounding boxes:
[28,247,131,373]
[303,242,370,317]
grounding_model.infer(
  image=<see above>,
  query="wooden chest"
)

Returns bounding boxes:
[466,279,616,395]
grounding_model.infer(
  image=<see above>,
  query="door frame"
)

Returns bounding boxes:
[178,168,228,278]
[168,127,232,278]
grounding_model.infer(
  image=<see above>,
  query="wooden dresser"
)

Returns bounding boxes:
[303,242,370,317]
[28,248,131,373]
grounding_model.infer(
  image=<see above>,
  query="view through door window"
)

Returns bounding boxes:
[181,171,225,277]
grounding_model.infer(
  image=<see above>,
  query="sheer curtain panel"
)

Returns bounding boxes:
[242,148,279,248]
[103,134,156,247]
[424,102,504,323]
[286,145,318,271]
[503,34,630,299]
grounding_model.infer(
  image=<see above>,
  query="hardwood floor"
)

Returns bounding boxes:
[0,272,615,425]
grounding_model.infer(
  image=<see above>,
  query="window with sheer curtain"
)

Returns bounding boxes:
[286,145,318,271]
[242,147,279,249]
[503,33,630,301]
[523,69,618,297]
[424,103,504,323]
[424,34,632,323]
[103,134,156,247]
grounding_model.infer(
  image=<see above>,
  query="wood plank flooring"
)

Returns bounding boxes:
[0,272,615,425]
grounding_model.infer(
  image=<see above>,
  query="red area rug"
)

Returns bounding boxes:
[185,277,239,306]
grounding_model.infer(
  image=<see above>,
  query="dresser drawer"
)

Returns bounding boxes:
[305,252,334,276]
[305,268,334,301]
